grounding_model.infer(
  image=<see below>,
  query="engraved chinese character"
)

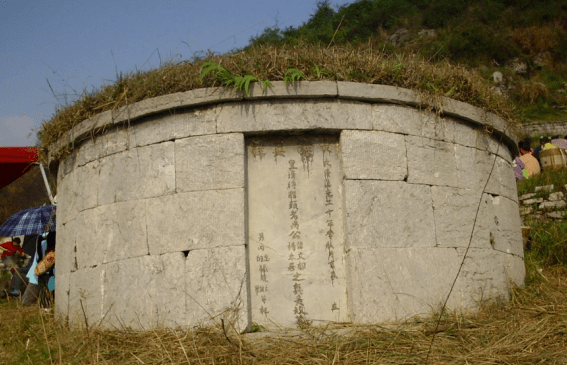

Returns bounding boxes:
[288,242,296,251]
[258,244,265,251]
[331,302,339,311]
[296,241,304,250]
[298,262,306,270]
[273,145,285,162]
[258,233,264,241]
[290,231,301,239]
[261,295,267,304]
[288,253,296,261]
[288,262,295,271]
[260,306,269,316]
[263,254,270,262]
[256,255,264,262]
[297,252,305,260]
[323,158,331,167]
[293,283,303,295]
[290,220,299,230]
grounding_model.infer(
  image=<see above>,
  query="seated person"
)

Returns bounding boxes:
[518,139,541,178]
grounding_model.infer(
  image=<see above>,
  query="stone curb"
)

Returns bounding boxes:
[48,81,519,165]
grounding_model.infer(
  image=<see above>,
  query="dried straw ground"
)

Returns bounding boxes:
[1,265,565,365]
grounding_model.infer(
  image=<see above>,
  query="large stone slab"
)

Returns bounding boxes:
[346,247,510,323]
[54,272,70,322]
[146,189,245,255]
[472,194,524,257]
[345,180,436,249]
[185,246,249,332]
[175,133,245,192]
[406,136,458,187]
[217,99,372,133]
[101,253,186,329]
[432,186,489,249]
[97,142,175,205]
[76,127,131,167]
[341,130,407,180]
[56,161,100,224]
[55,218,78,276]
[485,157,518,202]
[129,108,218,148]
[74,200,148,269]
[68,265,105,328]
[247,135,349,329]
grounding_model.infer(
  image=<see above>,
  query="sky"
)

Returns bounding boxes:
[0,0,355,147]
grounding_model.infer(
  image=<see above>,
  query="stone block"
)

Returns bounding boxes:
[175,133,245,192]
[57,161,100,224]
[217,99,372,133]
[246,80,338,99]
[344,180,436,249]
[539,200,567,209]
[97,142,175,205]
[473,194,524,257]
[74,200,148,269]
[129,108,218,148]
[372,105,452,141]
[55,272,70,322]
[431,186,489,249]
[519,193,537,200]
[535,185,554,192]
[76,127,130,167]
[55,219,77,276]
[341,130,407,180]
[101,254,186,329]
[406,136,458,187]
[185,246,248,332]
[502,252,525,288]
[485,157,518,202]
[547,211,566,219]
[146,189,245,255]
[523,198,544,205]
[347,247,512,323]
[549,192,565,201]
[68,266,105,328]
[338,82,421,105]
[455,144,493,192]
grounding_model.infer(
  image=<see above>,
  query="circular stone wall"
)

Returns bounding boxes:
[50,81,524,331]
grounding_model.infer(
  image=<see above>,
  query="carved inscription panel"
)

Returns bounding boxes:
[247,135,348,328]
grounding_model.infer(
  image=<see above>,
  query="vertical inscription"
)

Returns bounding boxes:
[247,135,348,328]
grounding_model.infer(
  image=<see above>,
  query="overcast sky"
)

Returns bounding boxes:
[0,0,354,147]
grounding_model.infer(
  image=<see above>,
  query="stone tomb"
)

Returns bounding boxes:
[247,136,348,328]
[49,81,525,331]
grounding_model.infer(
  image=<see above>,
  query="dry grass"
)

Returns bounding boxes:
[1,265,566,365]
[38,41,517,163]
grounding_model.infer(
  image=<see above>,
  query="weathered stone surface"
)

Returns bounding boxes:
[455,144,493,192]
[129,108,218,148]
[520,206,533,215]
[74,200,148,269]
[519,193,537,200]
[56,161,100,224]
[55,219,77,276]
[68,266,105,328]
[146,189,245,255]
[473,194,523,257]
[502,252,526,288]
[247,136,348,329]
[540,200,567,209]
[523,198,544,205]
[535,185,554,192]
[54,272,70,322]
[431,186,489,248]
[101,254,186,329]
[549,192,565,201]
[485,157,518,202]
[338,82,422,105]
[341,130,407,180]
[347,247,510,323]
[217,100,372,133]
[185,246,248,332]
[175,133,245,192]
[246,81,338,99]
[372,105,449,140]
[76,127,130,167]
[97,142,175,205]
[406,136,458,187]
[547,211,566,219]
[345,180,436,249]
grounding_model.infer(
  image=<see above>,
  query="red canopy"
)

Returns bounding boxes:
[0,147,39,190]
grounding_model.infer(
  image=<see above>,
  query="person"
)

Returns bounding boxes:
[0,237,24,259]
[532,137,546,165]
[22,232,56,306]
[518,138,541,178]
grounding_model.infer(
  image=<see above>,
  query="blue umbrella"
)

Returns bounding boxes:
[0,205,56,236]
